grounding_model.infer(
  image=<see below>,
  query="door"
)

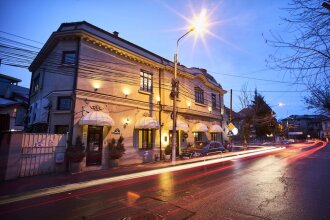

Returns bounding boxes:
[87,126,103,166]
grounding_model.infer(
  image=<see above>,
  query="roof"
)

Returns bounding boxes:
[224,106,241,119]
[30,21,224,90]
[0,73,21,83]
[282,115,329,121]
[0,97,20,107]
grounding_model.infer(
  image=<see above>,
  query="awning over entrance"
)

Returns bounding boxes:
[192,123,208,132]
[135,116,160,129]
[209,124,223,133]
[79,111,114,126]
[167,120,189,132]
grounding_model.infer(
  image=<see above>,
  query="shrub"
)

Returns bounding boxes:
[66,136,85,163]
[108,136,125,159]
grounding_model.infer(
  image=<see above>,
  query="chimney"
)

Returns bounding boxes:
[113,31,119,37]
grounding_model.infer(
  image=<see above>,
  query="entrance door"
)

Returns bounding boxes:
[87,126,103,166]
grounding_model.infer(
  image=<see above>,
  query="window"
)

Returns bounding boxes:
[195,87,204,104]
[62,51,76,64]
[140,71,152,92]
[138,129,154,149]
[32,74,40,93]
[15,108,25,126]
[219,94,222,113]
[55,125,69,134]
[194,132,202,142]
[212,94,216,109]
[57,96,71,110]
[211,133,218,141]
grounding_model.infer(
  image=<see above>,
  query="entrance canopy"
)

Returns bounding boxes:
[167,120,189,132]
[135,116,159,129]
[79,111,114,126]
[192,123,208,132]
[209,124,223,133]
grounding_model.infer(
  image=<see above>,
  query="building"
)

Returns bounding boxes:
[321,118,330,142]
[281,115,328,139]
[0,73,29,132]
[28,21,227,170]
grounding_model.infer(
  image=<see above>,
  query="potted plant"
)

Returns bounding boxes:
[66,136,85,172]
[108,136,125,167]
[164,145,172,160]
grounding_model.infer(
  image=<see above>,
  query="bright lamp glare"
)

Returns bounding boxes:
[192,9,208,34]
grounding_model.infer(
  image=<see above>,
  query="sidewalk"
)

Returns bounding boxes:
[0,146,279,199]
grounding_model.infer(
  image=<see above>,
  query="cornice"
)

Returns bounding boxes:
[31,28,226,94]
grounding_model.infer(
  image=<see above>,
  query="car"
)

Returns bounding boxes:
[282,139,295,144]
[181,141,226,158]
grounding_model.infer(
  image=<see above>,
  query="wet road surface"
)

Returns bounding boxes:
[0,141,329,219]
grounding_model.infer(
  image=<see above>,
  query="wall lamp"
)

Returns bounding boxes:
[187,101,191,109]
[123,89,130,98]
[156,96,161,104]
[123,118,130,128]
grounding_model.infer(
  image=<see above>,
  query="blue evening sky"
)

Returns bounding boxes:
[0,0,315,119]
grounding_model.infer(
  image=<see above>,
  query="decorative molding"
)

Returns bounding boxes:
[90,105,103,111]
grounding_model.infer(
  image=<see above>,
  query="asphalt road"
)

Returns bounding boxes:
[1,141,329,220]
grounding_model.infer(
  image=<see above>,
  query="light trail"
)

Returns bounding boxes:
[0,147,284,205]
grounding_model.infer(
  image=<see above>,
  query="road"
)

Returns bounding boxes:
[0,141,329,219]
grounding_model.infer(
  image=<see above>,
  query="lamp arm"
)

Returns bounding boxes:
[176,28,195,51]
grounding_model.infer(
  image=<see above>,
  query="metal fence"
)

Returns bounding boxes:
[19,133,66,177]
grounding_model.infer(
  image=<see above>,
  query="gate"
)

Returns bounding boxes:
[19,133,66,177]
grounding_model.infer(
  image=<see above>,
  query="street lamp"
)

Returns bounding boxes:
[171,10,208,164]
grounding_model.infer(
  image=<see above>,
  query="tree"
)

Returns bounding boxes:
[251,90,277,138]
[265,0,330,114]
[238,83,253,145]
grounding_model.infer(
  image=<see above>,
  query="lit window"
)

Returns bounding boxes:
[32,74,40,93]
[194,132,202,142]
[57,96,71,110]
[140,71,152,92]
[195,87,204,104]
[62,51,76,64]
[138,129,154,149]
[211,133,218,141]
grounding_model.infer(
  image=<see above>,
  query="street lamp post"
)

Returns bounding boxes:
[171,28,195,164]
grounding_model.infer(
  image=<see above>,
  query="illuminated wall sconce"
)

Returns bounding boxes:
[208,106,212,112]
[156,96,160,103]
[123,118,130,127]
[187,101,191,109]
[93,83,101,92]
[163,134,168,143]
[123,89,130,98]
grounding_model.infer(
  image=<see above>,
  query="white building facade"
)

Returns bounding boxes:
[28,21,228,171]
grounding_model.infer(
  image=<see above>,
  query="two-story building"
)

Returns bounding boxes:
[0,73,29,132]
[28,21,227,170]
[281,115,328,140]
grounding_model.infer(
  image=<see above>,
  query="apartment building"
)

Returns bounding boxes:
[28,21,227,170]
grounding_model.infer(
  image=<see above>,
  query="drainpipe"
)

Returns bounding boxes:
[158,65,162,160]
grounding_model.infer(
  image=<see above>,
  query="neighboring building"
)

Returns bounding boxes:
[281,115,328,139]
[0,73,29,132]
[28,21,227,170]
[321,118,330,142]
